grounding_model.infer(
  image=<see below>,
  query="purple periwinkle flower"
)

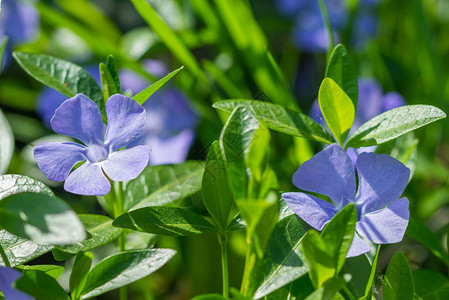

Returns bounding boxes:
[34,94,150,196]
[0,266,32,300]
[282,144,410,257]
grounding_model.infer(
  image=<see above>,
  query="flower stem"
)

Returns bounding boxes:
[240,237,257,296]
[0,243,11,267]
[318,0,335,62]
[113,181,127,300]
[218,234,229,298]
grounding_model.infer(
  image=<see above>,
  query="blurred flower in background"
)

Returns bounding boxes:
[275,0,379,52]
[0,0,39,69]
[36,60,198,165]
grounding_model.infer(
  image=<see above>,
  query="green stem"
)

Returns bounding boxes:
[218,234,229,298]
[0,243,11,268]
[240,236,257,296]
[318,0,335,62]
[113,181,127,300]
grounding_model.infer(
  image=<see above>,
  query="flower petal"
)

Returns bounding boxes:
[50,94,104,145]
[64,162,110,196]
[356,197,409,244]
[34,142,86,181]
[104,94,146,151]
[293,144,356,207]
[147,129,195,165]
[0,266,32,300]
[282,192,337,230]
[346,233,371,257]
[356,152,410,213]
[101,146,151,181]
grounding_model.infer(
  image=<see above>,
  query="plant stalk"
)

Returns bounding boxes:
[113,181,127,300]
[218,234,229,297]
[0,243,11,268]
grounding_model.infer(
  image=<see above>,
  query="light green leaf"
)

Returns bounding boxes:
[15,265,65,279]
[15,270,70,300]
[252,215,310,299]
[0,230,52,267]
[413,269,449,299]
[81,249,176,299]
[99,62,118,102]
[133,66,184,105]
[325,44,358,107]
[305,275,351,300]
[0,36,8,71]
[0,174,53,200]
[70,252,93,300]
[106,55,121,93]
[383,252,414,300]
[318,77,355,146]
[122,162,205,210]
[213,100,334,144]
[113,206,216,236]
[0,192,85,245]
[202,141,233,232]
[0,108,13,174]
[52,214,123,261]
[347,105,446,147]
[12,52,104,118]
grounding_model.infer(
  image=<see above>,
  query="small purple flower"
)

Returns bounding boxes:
[0,266,32,300]
[283,144,410,257]
[34,94,150,196]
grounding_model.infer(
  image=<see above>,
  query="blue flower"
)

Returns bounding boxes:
[283,144,410,257]
[0,266,32,300]
[34,94,150,196]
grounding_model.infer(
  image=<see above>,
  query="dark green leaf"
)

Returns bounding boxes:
[14,270,70,300]
[113,206,216,236]
[52,214,123,261]
[213,100,334,144]
[0,174,53,200]
[106,55,121,93]
[0,192,85,245]
[123,162,205,210]
[70,252,93,300]
[12,52,104,118]
[99,62,118,102]
[133,66,184,105]
[252,215,310,299]
[81,249,176,299]
[0,230,52,267]
[325,44,358,107]
[318,78,355,146]
[202,141,233,232]
[347,105,446,148]
[0,108,13,174]
[15,265,65,279]
[383,252,414,300]
[413,270,449,299]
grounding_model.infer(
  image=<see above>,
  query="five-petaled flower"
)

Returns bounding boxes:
[282,144,410,257]
[34,94,151,196]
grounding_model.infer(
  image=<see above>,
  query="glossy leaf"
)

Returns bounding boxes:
[113,206,216,236]
[0,192,85,245]
[14,270,70,300]
[80,249,176,299]
[133,66,184,105]
[0,175,53,200]
[252,215,310,299]
[413,269,449,299]
[123,162,205,210]
[0,108,13,174]
[202,141,233,232]
[52,214,123,261]
[0,230,52,267]
[70,252,93,300]
[325,44,358,106]
[318,77,355,146]
[15,265,65,279]
[12,52,104,117]
[383,252,414,300]
[213,100,334,144]
[347,105,446,147]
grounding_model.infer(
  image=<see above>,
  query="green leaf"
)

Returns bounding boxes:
[52,214,123,261]
[383,252,414,300]
[70,252,93,300]
[14,270,70,300]
[122,161,205,210]
[213,100,334,144]
[191,294,229,300]
[106,55,121,93]
[0,36,8,72]
[0,230,52,267]
[325,44,358,107]
[318,77,355,146]
[251,215,310,299]
[305,275,351,300]
[321,204,357,274]
[133,66,184,105]
[342,254,373,299]
[413,270,449,299]
[0,108,13,174]
[0,174,53,200]
[15,265,65,279]
[80,249,176,299]
[12,52,104,118]
[347,105,446,148]
[113,206,216,236]
[0,192,85,245]
[99,62,118,102]
[202,141,234,232]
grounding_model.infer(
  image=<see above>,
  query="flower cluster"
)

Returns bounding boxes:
[283,144,410,257]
